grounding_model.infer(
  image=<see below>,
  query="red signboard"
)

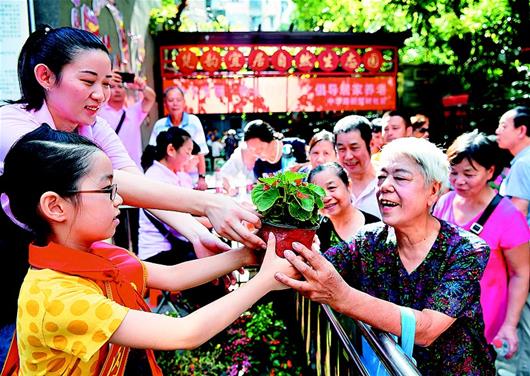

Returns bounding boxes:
[295,49,316,72]
[271,49,293,72]
[317,48,339,72]
[248,49,270,71]
[175,50,198,74]
[224,49,245,72]
[162,76,395,114]
[200,50,222,72]
[363,49,383,72]
[159,36,402,113]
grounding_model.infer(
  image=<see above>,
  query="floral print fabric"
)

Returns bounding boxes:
[324,220,496,375]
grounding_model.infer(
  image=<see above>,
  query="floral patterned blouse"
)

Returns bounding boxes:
[324,219,496,375]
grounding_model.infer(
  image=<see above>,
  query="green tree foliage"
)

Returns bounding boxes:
[291,0,528,108]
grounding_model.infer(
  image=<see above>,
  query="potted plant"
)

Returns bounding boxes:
[251,170,325,257]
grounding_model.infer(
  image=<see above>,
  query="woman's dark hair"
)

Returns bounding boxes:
[308,162,350,187]
[308,130,335,152]
[333,115,373,154]
[243,119,280,142]
[0,124,101,245]
[446,130,502,182]
[12,25,109,110]
[141,127,194,171]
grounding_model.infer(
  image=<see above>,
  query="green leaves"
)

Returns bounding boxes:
[251,186,280,212]
[251,171,325,227]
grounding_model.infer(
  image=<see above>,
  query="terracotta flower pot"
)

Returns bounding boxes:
[258,221,318,258]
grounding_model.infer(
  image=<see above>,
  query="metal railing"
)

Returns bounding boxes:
[295,294,421,376]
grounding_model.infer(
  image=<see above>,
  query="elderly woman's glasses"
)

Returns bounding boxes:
[66,184,118,201]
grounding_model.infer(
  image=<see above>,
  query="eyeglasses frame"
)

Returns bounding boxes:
[66,183,118,201]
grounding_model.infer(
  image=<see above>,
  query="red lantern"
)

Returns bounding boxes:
[271,49,293,72]
[200,50,222,72]
[363,49,383,72]
[248,49,270,71]
[295,49,316,72]
[317,48,339,72]
[175,50,198,74]
[340,49,361,72]
[224,49,245,72]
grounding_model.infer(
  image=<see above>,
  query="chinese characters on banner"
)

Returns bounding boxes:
[161,44,398,114]
[162,76,395,114]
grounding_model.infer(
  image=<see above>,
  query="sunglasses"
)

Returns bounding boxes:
[66,184,118,201]
[417,127,429,134]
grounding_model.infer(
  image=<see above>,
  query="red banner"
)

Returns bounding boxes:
[200,50,222,72]
[162,76,395,114]
[224,49,245,72]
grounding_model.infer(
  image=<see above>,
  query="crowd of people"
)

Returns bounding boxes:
[1,25,530,375]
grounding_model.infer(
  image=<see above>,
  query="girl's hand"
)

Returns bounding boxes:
[190,231,230,258]
[205,195,265,250]
[256,233,300,291]
[494,324,519,359]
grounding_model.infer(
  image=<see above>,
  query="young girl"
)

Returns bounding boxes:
[0,125,294,376]
[0,25,263,355]
[139,127,204,264]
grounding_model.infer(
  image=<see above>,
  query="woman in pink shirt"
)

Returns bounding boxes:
[433,131,530,359]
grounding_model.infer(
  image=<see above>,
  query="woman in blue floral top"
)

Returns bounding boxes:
[276,137,496,375]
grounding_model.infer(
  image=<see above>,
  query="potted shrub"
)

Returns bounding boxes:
[251,170,325,257]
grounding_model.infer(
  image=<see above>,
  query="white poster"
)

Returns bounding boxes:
[0,0,32,101]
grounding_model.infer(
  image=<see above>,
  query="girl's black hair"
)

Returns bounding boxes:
[10,25,109,110]
[141,127,194,171]
[308,162,350,187]
[0,124,101,245]
[446,130,502,182]
[243,119,280,142]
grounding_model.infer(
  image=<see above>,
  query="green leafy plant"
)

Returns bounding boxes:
[251,170,325,228]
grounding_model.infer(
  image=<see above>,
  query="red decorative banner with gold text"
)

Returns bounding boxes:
[161,76,395,114]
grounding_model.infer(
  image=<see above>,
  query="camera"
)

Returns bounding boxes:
[117,72,135,83]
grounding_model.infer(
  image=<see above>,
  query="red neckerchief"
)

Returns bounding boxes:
[1,241,162,376]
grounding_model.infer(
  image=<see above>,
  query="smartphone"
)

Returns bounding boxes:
[117,72,135,83]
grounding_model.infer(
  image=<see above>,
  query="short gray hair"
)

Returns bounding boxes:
[379,137,449,194]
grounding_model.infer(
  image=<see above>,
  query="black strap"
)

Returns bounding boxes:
[143,209,180,244]
[115,110,126,135]
[469,193,503,235]
[142,210,197,263]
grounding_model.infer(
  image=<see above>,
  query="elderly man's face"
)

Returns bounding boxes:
[382,115,411,144]
[496,110,522,152]
[376,156,438,228]
[335,130,372,178]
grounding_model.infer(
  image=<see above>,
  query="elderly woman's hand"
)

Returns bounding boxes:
[275,241,350,309]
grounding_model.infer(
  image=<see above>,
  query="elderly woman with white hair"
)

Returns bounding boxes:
[276,137,496,374]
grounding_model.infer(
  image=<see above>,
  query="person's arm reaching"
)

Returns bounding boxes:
[109,234,298,350]
[114,168,265,249]
[275,242,456,346]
